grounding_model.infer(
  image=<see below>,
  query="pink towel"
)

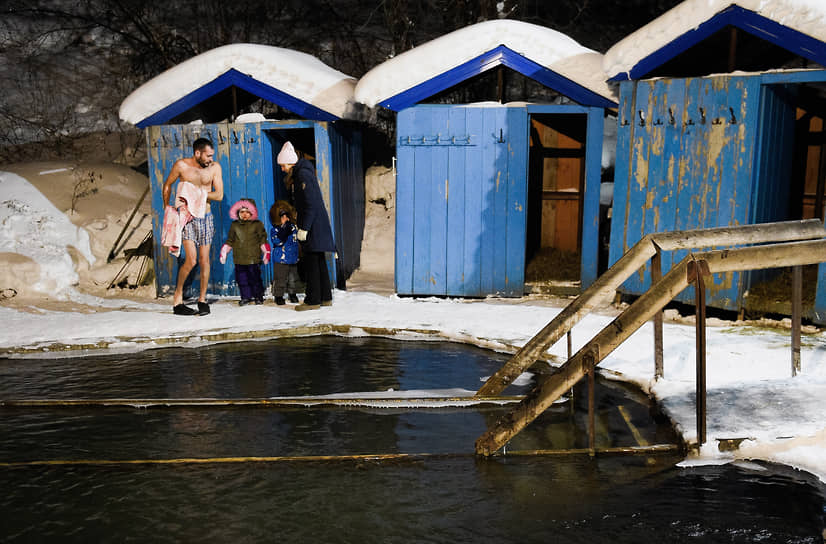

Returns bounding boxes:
[175,181,209,218]
[161,182,208,256]
[161,206,191,257]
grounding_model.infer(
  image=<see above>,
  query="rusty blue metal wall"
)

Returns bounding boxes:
[610,75,761,311]
[610,72,826,323]
[146,120,363,298]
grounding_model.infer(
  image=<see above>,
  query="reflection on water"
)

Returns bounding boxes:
[1,337,824,543]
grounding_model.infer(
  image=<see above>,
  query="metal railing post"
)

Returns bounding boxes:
[652,249,664,379]
[691,260,708,447]
[792,266,802,377]
[585,350,596,456]
[475,237,826,456]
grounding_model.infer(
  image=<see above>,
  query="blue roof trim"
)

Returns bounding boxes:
[135,68,339,128]
[760,69,826,85]
[379,45,616,111]
[609,5,826,81]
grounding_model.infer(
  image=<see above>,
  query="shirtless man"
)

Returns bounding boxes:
[163,137,224,316]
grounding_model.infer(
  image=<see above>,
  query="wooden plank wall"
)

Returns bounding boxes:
[395,104,527,297]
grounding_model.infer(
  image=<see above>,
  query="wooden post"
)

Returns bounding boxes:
[727,27,738,72]
[497,65,504,103]
[792,266,802,377]
[652,249,664,379]
[232,87,238,121]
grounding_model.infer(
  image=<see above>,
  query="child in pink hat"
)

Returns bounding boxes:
[219,198,271,305]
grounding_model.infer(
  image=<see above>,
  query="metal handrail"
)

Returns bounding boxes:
[476,219,826,397]
[475,235,826,456]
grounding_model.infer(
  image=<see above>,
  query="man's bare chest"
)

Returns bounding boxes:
[180,165,214,187]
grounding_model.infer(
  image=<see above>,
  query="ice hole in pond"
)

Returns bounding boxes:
[1,336,824,543]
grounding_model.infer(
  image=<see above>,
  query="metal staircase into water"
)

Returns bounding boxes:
[475,220,826,456]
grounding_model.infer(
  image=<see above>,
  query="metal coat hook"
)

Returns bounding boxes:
[699,107,706,125]
[668,108,676,125]
[729,107,737,124]
[232,131,239,144]
[161,135,168,147]
[174,134,180,147]
[638,110,646,127]
[498,128,505,143]
[654,118,663,126]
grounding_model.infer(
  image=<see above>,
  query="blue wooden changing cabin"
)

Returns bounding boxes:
[356,21,617,297]
[605,2,826,323]
[121,48,365,299]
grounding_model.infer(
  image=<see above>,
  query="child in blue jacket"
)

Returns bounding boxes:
[269,200,300,305]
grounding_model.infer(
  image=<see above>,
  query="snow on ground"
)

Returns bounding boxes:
[604,0,826,78]
[0,166,825,485]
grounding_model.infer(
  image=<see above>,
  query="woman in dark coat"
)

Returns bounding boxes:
[277,141,334,311]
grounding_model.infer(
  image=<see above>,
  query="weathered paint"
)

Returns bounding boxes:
[611,72,826,322]
[611,75,761,309]
[146,120,363,298]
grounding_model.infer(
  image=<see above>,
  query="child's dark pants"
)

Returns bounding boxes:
[235,263,264,301]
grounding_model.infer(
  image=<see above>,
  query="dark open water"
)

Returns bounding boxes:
[1,336,824,543]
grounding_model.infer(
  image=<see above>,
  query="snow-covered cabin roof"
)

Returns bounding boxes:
[354,20,617,110]
[119,44,359,127]
[604,0,826,80]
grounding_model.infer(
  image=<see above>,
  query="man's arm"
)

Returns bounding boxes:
[162,161,182,206]
[208,164,224,202]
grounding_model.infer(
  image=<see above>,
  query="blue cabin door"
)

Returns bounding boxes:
[395,105,528,297]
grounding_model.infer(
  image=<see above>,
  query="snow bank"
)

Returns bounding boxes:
[0,171,95,295]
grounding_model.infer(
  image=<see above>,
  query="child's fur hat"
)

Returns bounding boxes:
[229,198,258,221]
[269,200,296,224]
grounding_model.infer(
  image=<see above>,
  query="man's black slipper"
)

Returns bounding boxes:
[197,301,210,316]
[173,304,198,316]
